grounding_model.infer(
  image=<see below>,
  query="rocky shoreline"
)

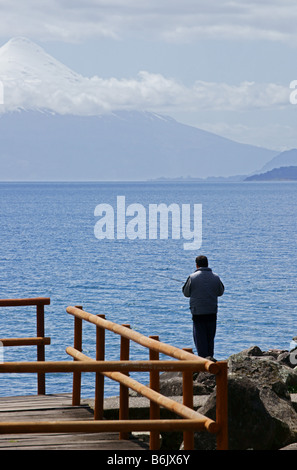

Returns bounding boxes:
[95,345,297,450]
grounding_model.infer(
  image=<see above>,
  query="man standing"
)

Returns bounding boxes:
[182,255,224,359]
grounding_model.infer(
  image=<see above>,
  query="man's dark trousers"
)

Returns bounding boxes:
[192,315,216,358]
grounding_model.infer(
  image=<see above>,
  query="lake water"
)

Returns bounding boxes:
[0,180,296,397]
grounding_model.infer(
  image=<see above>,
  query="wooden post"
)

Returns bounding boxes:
[0,298,50,395]
[94,314,105,420]
[215,361,228,450]
[119,324,130,440]
[182,348,194,450]
[149,335,160,450]
[36,303,45,395]
[72,306,83,406]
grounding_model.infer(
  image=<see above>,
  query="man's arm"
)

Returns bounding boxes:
[218,280,224,296]
[182,276,191,297]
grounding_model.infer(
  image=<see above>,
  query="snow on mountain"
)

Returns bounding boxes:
[0,37,102,114]
[0,37,82,83]
[0,37,190,115]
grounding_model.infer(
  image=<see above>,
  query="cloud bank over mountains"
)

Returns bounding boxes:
[0,37,291,117]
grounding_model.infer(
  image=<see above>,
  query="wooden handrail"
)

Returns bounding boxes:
[66,347,216,426]
[66,305,219,373]
[0,360,215,373]
[0,359,219,437]
[0,298,50,307]
[66,306,228,450]
[0,301,228,450]
[0,418,214,435]
[0,338,51,347]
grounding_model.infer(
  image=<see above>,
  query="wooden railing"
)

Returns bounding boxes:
[0,297,51,394]
[66,305,228,450]
[0,301,228,450]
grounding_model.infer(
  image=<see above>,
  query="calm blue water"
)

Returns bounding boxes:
[0,181,296,397]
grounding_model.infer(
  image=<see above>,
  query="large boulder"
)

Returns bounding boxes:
[194,347,297,450]
[194,374,297,450]
[157,346,297,450]
[228,347,297,396]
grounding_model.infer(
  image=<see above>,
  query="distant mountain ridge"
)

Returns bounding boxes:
[0,109,277,181]
[245,166,297,181]
[257,149,297,173]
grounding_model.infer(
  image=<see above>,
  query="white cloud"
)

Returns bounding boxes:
[0,0,296,44]
[192,80,290,111]
[1,71,291,116]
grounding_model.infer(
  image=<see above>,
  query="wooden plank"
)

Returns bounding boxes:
[0,440,146,450]
[0,432,147,450]
[0,394,148,450]
[0,394,85,411]
[0,409,94,421]
[0,393,71,404]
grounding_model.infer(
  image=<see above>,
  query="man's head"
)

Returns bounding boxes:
[196,255,208,268]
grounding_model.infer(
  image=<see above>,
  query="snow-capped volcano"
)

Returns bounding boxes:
[0,36,196,116]
[0,36,197,116]
[0,37,278,181]
[0,37,82,84]
[0,37,99,114]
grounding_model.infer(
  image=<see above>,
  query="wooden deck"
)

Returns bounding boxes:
[0,394,149,450]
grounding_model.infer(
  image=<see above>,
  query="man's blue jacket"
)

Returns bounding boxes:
[182,267,224,315]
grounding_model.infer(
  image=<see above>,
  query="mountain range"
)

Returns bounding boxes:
[244,149,297,181]
[0,37,287,181]
[245,165,297,181]
[257,149,297,174]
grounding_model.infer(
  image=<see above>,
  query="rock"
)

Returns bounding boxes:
[159,372,183,396]
[101,394,208,421]
[158,370,216,397]
[241,345,263,356]
[291,394,297,412]
[194,374,297,450]
[280,442,297,450]
[195,376,274,450]
[159,346,297,450]
[259,385,297,448]
[277,351,293,367]
[228,348,297,396]
[224,349,297,449]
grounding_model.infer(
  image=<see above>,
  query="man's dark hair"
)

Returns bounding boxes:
[196,255,208,267]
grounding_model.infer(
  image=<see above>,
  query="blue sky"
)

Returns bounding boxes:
[0,0,296,151]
